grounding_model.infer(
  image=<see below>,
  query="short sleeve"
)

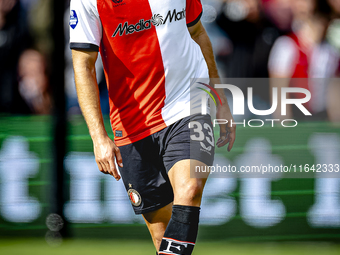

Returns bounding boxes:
[186,0,203,27]
[69,0,102,52]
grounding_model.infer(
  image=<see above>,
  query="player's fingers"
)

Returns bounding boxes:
[102,160,111,174]
[216,131,229,147]
[216,135,226,143]
[218,124,227,138]
[217,136,230,148]
[108,158,121,181]
[97,161,109,174]
[227,126,236,151]
[227,133,236,152]
[114,147,123,168]
[96,161,103,172]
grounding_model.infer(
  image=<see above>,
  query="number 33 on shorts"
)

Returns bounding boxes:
[189,120,215,153]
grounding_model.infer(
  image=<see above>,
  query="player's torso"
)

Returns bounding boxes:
[97,0,192,73]
[96,0,208,145]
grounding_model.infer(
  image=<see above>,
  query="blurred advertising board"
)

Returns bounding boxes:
[0,113,339,241]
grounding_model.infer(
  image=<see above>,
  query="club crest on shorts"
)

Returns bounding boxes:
[128,189,142,206]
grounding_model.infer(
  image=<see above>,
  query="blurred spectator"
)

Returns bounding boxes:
[27,0,52,59]
[0,0,52,115]
[0,0,32,114]
[327,0,340,18]
[215,0,283,118]
[216,0,283,79]
[18,49,51,114]
[268,0,339,120]
[262,0,292,32]
[325,0,340,54]
[324,0,340,122]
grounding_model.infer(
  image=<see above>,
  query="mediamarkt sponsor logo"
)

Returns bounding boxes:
[112,8,186,37]
[112,19,152,37]
[162,8,186,24]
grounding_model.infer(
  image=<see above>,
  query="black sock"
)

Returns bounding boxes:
[159,205,200,255]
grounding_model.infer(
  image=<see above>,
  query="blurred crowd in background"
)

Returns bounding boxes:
[0,0,340,121]
[0,0,51,115]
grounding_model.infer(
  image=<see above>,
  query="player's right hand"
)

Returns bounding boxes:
[93,135,123,181]
[215,100,236,152]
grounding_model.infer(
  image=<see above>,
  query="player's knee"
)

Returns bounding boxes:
[187,182,204,201]
[175,180,204,205]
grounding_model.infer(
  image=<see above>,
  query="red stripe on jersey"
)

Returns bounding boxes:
[186,0,202,25]
[288,33,311,111]
[97,0,167,146]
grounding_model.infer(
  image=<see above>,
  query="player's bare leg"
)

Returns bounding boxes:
[142,159,208,254]
[168,159,208,207]
[143,203,172,251]
[157,159,208,254]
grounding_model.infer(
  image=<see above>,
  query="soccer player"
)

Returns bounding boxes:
[70,0,235,254]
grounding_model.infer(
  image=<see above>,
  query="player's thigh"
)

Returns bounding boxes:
[162,114,215,174]
[162,114,214,206]
[168,159,209,206]
[118,136,173,215]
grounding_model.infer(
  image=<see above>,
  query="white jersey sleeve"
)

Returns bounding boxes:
[69,0,102,52]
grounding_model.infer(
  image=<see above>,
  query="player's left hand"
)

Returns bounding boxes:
[215,103,236,151]
[93,134,123,181]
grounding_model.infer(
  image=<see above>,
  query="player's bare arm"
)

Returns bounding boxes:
[72,49,123,180]
[188,21,236,151]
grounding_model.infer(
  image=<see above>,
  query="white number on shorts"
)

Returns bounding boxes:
[189,121,204,141]
[189,121,215,147]
[204,123,215,147]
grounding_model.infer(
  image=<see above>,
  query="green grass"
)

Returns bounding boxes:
[0,239,340,255]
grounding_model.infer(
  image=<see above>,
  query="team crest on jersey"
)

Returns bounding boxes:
[128,189,142,206]
[70,10,78,29]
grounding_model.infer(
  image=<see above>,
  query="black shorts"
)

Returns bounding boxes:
[118,114,215,214]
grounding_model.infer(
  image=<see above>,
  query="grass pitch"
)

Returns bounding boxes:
[0,239,340,255]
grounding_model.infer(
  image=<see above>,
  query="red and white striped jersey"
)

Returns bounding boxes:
[70,0,209,146]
